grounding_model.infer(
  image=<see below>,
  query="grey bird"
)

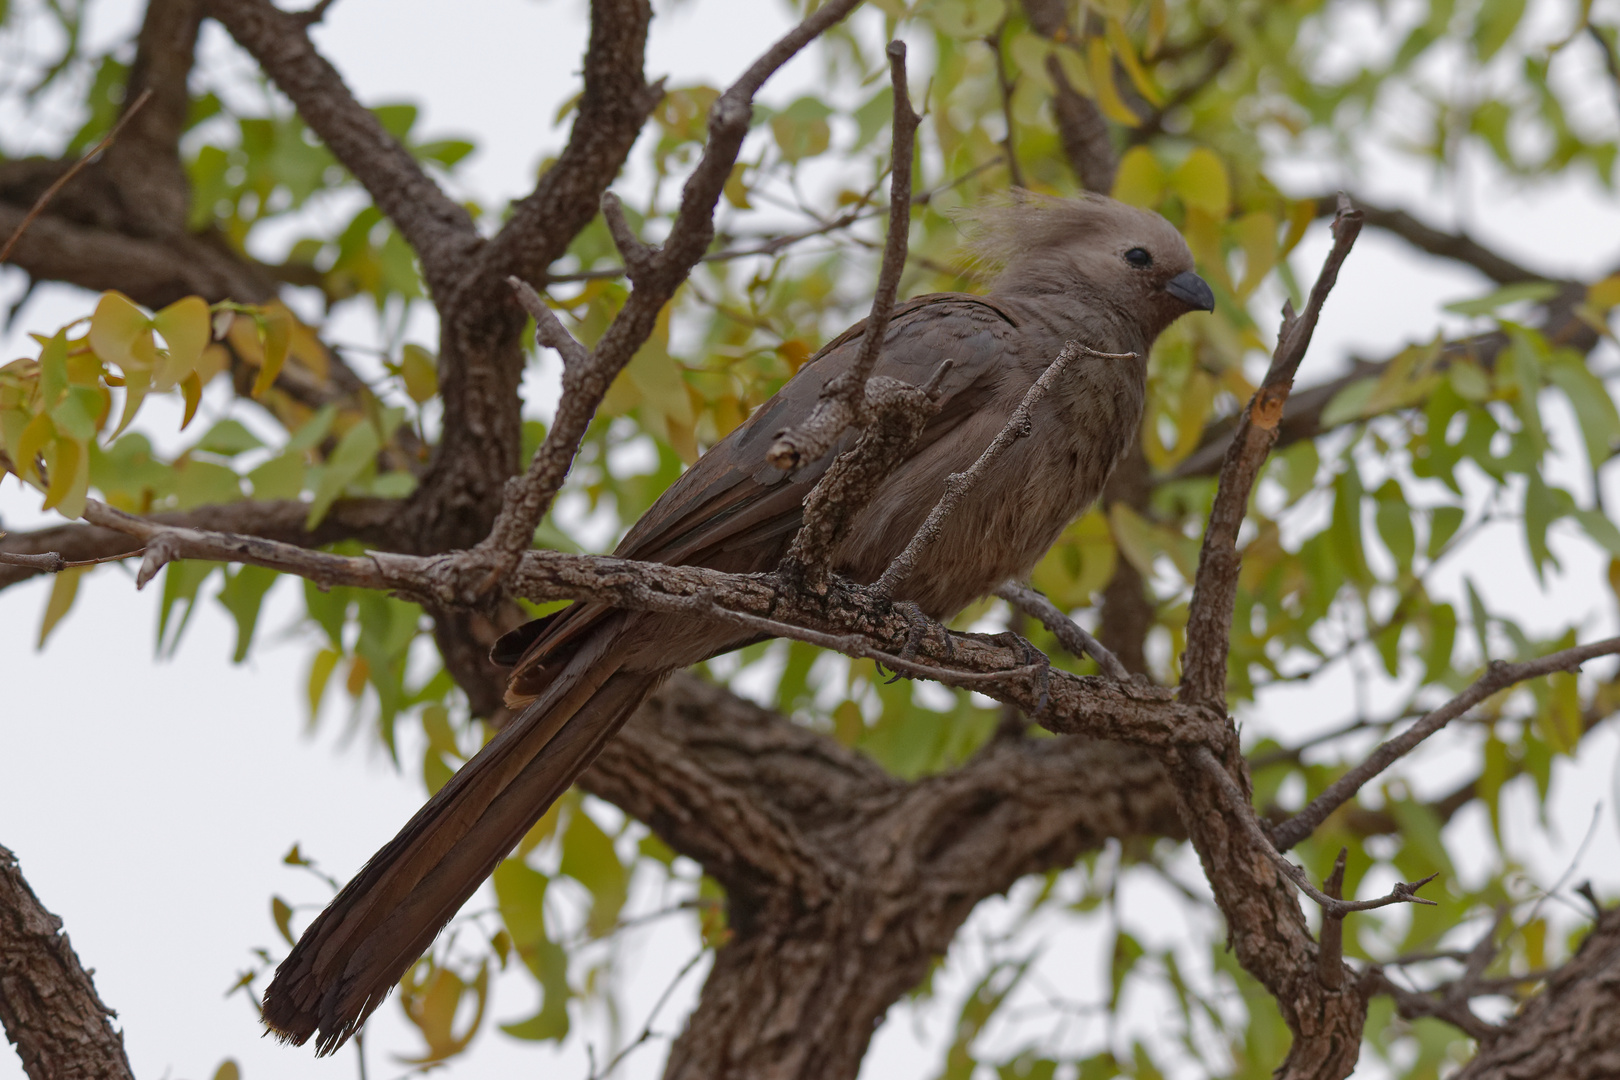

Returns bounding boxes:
[261,193,1215,1051]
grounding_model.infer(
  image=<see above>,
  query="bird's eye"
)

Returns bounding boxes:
[1124,247,1153,269]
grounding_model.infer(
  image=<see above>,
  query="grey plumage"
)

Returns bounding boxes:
[261,193,1213,1052]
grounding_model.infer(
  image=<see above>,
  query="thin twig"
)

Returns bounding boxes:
[1178,194,1363,707]
[542,158,1003,285]
[767,40,921,472]
[586,950,707,1080]
[1272,636,1620,851]
[0,546,146,572]
[996,581,1129,680]
[1317,849,1348,989]
[874,342,1135,597]
[465,0,865,590]
[1191,746,1437,920]
[987,24,1026,188]
[0,90,154,266]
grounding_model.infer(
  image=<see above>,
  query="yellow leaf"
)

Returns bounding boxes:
[1105,18,1162,105]
[401,343,439,403]
[1587,274,1620,313]
[42,436,89,518]
[15,411,54,487]
[1086,36,1139,125]
[1233,211,1279,299]
[723,162,751,209]
[342,654,369,698]
[110,367,150,439]
[38,565,86,648]
[180,371,203,430]
[1280,198,1316,257]
[151,296,210,391]
[1145,0,1169,56]
[211,1060,241,1080]
[196,342,231,387]
[252,310,291,398]
[1173,148,1230,218]
[1008,32,1056,95]
[1111,146,1165,207]
[88,292,155,378]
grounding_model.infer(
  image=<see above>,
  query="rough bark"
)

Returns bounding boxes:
[0,846,135,1080]
[1452,905,1620,1080]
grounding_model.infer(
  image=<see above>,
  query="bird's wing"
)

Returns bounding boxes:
[499,292,1020,694]
[615,292,1019,566]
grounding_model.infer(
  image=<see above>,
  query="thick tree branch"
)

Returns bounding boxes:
[205,0,480,297]
[1021,0,1118,192]
[478,0,660,290]
[1452,902,1620,1079]
[0,844,135,1080]
[1271,637,1620,851]
[101,0,208,238]
[466,0,864,584]
[1180,197,1363,706]
[1312,194,1546,286]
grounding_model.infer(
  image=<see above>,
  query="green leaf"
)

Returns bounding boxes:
[769,96,833,163]
[1522,473,1567,579]
[194,419,264,456]
[158,560,223,655]
[1575,508,1620,557]
[1442,280,1558,317]
[305,419,381,528]
[558,805,628,938]
[1545,357,1620,471]
[492,859,571,1043]
[217,563,279,662]
[1473,0,1527,60]
[306,647,340,725]
[1373,481,1415,569]
[37,565,86,648]
[1428,505,1465,559]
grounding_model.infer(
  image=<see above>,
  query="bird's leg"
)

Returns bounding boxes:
[993,630,1052,717]
[879,600,934,684]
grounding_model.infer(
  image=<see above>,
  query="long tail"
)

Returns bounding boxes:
[261,627,658,1054]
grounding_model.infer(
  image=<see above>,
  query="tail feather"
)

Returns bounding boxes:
[262,624,658,1054]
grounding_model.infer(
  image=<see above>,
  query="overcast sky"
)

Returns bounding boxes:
[4,2,1620,1079]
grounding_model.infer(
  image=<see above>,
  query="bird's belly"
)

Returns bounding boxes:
[835,423,1113,620]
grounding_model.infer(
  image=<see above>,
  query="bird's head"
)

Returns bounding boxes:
[965,193,1215,343]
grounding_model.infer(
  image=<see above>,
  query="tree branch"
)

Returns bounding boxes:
[0,844,135,1080]
[205,0,480,297]
[1312,194,1547,286]
[767,40,921,476]
[1271,637,1620,851]
[1179,196,1363,706]
[1020,0,1117,192]
[996,581,1129,680]
[478,0,660,289]
[1452,902,1620,1078]
[466,0,864,585]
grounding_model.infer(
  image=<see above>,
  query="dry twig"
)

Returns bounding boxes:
[1272,637,1620,851]
[0,90,154,266]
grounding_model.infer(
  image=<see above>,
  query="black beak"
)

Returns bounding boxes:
[1165,270,1215,312]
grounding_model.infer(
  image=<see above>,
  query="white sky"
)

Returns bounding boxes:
[4,1,1620,1079]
